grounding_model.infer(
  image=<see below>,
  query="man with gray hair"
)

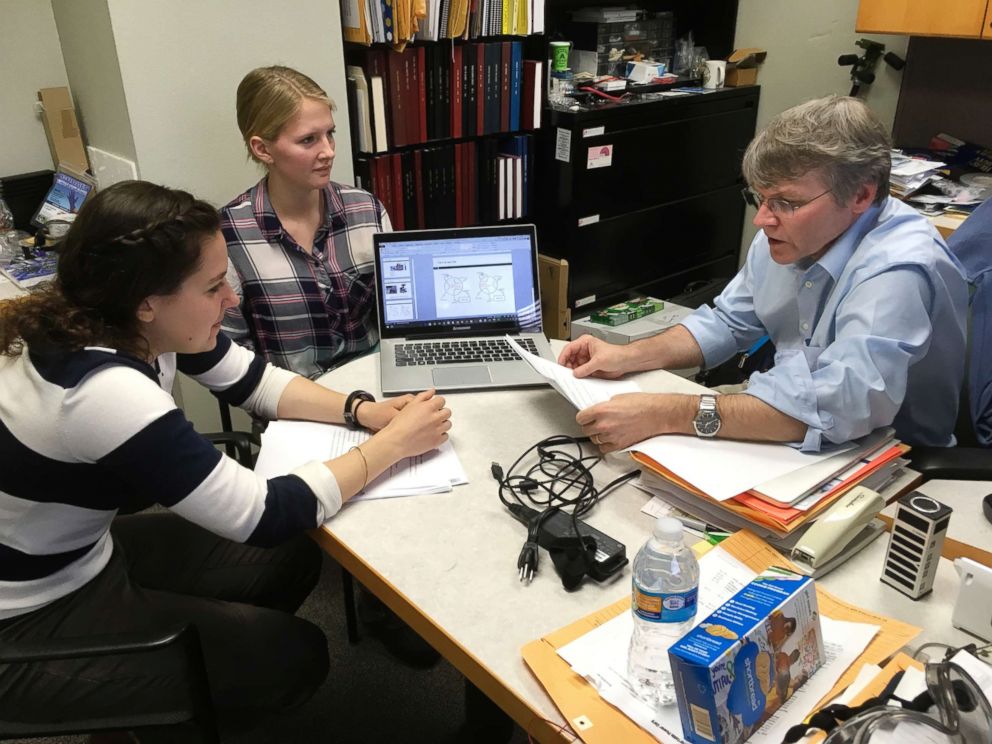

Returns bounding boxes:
[558,95,967,453]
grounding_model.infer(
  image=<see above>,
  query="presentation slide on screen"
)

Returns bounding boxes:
[432,252,516,319]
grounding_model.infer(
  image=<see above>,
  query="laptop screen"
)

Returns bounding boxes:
[374,225,542,339]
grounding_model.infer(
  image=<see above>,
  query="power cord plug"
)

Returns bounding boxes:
[506,502,542,583]
[518,518,541,584]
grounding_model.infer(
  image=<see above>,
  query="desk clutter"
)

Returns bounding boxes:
[893,135,992,219]
[523,530,928,744]
[630,427,910,561]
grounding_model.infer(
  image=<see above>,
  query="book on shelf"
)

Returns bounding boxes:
[346,42,536,152]
[356,135,532,230]
[341,0,542,48]
[521,59,541,131]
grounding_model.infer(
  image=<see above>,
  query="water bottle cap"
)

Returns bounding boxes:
[653,516,684,542]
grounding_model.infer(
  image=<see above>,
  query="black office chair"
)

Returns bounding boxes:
[205,399,261,466]
[0,624,218,742]
[908,198,992,481]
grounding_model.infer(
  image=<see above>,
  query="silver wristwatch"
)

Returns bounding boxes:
[693,394,721,438]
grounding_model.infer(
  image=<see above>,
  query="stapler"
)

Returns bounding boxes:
[791,486,886,578]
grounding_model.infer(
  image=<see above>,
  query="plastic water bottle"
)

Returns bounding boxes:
[627,516,700,709]
[0,184,13,233]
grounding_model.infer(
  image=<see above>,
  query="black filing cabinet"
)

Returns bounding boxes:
[535,86,759,310]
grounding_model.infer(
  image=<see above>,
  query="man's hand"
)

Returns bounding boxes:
[557,335,632,379]
[356,395,414,432]
[576,393,692,453]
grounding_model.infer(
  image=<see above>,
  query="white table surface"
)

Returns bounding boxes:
[311,342,991,739]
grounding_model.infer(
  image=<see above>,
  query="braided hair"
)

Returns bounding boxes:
[0,181,219,358]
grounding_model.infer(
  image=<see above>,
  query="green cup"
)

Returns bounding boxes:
[550,41,571,73]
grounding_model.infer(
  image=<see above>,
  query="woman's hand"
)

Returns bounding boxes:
[356,395,414,432]
[375,389,452,459]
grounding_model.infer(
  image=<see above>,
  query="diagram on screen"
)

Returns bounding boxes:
[476,273,505,302]
[440,274,470,303]
[433,253,515,318]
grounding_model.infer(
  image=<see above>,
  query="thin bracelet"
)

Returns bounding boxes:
[349,445,369,489]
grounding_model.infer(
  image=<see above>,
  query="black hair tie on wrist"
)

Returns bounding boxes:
[344,390,375,430]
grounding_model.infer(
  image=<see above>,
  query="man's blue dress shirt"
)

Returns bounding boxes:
[681,197,968,451]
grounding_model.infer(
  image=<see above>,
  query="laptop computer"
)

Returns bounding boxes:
[374,224,557,395]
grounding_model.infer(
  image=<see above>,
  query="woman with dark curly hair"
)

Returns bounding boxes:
[0,180,450,733]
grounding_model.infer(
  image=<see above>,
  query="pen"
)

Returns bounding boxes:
[739,334,770,369]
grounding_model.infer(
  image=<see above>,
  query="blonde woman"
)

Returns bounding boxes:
[222,65,389,379]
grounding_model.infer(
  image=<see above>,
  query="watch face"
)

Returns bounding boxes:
[694,409,722,436]
[695,414,721,436]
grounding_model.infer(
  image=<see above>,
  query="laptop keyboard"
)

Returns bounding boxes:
[394,338,539,366]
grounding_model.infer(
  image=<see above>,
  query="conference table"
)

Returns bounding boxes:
[307,343,990,743]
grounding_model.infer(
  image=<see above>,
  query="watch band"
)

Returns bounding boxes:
[343,390,375,430]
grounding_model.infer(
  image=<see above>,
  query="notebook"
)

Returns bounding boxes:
[374,224,556,394]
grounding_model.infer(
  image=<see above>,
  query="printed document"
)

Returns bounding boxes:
[254,420,467,502]
[505,335,640,409]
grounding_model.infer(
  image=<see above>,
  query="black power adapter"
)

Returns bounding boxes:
[507,503,628,587]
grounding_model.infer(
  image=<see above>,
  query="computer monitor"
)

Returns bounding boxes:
[30,165,97,229]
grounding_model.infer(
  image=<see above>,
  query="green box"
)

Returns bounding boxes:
[589,297,664,326]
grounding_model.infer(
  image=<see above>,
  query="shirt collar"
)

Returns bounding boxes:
[252,178,346,244]
[811,203,881,281]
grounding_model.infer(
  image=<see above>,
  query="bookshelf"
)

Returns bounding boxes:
[340,1,548,231]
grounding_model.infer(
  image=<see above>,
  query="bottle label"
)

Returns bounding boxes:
[632,581,698,623]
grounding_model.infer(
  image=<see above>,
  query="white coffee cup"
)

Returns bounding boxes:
[704,60,726,89]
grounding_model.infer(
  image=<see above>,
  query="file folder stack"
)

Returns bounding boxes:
[628,427,911,549]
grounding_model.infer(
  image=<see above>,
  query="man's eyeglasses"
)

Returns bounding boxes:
[741,187,832,217]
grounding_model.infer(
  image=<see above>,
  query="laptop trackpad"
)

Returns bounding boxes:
[432,366,492,387]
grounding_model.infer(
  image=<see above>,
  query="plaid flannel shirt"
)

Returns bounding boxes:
[221,178,392,378]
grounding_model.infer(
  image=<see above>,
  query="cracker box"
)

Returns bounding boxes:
[668,567,824,744]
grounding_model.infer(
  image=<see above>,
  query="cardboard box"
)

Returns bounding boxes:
[572,299,693,345]
[669,567,824,744]
[38,87,90,174]
[725,48,766,87]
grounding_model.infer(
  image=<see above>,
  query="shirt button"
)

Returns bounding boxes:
[801,322,810,331]
[804,280,814,288]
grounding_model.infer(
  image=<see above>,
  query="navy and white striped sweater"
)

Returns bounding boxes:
[0,333,341,620]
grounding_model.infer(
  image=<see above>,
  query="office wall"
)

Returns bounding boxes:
[103,0,355,207]
[733,0,909,255]
[0,0,68,175]
[50,0,136,165]
[85,0,353,432]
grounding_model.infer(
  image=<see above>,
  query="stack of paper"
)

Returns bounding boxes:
[890,151,946,198]
[254,420,467,504]
[631,429,908,542]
